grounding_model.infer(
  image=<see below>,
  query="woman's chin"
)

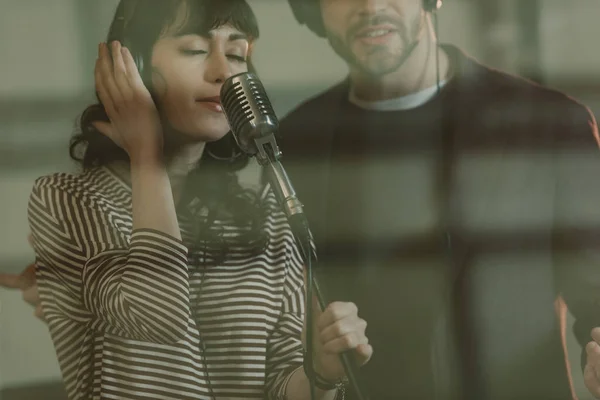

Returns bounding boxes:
[193,130,230,143]
[173,127,230,144]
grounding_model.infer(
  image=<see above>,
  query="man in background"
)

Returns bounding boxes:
[276,0,600,398]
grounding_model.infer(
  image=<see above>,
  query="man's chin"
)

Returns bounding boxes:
[354,59,401,79]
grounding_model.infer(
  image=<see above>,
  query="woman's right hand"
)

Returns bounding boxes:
[93,41,163,162]
[0,235,44,321]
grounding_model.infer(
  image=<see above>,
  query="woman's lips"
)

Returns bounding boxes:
[196,96,223,113]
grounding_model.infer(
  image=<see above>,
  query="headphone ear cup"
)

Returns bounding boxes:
[288,0,306,24]
[110,1,146,81]
[131,49,144,78]
[423,0,443,13]
[288,0,326,37]
[121,38,146,84]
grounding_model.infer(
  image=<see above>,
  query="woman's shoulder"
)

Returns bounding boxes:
[34,170,85,189]
[31,167,127,210]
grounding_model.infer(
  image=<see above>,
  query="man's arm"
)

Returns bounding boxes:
[553,99,600,398]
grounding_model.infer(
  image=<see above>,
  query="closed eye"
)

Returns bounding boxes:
[181,49,207,56]
[181,50,246,63]
[227,55,247,63]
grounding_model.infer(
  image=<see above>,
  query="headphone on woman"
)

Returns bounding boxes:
[288,0,444,37]
[107,0,148,80]
[104,0,246,165]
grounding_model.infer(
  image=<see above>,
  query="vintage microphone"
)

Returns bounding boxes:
[220,72,370,400]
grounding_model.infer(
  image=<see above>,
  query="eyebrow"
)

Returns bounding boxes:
[225,33,248,42]
[176,31,248,42]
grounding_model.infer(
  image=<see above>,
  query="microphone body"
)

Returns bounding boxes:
[219,72,279,163]
[220,72,370,400]
[220,73,305,221]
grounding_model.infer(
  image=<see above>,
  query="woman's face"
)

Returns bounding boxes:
[150,23,250,142]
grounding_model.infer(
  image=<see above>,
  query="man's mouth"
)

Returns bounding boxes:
[355,25,396,39]
[358,29,394,38]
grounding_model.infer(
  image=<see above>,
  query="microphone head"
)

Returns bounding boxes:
[220,72,279,156]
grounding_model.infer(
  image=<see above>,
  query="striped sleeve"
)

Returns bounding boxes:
[265,237,306,399]
[28,177,191,344]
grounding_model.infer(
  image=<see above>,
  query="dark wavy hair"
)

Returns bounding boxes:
[70,0,267,263]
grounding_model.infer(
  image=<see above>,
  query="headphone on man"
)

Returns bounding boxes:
[288,0,443,37]
[423,0,443,13]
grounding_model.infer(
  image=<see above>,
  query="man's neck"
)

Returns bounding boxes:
[350,38,450,102]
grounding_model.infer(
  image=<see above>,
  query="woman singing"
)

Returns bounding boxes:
[26,0,371,398]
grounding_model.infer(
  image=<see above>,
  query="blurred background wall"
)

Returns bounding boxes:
[0,0,599,398]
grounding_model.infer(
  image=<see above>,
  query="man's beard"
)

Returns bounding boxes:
[326,14,421,78]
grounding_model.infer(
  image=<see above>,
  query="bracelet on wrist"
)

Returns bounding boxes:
[303,353,348,391]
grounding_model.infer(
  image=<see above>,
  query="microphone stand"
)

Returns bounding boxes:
[252,134,370,400]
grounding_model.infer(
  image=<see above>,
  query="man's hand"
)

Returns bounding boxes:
[0,234,43,320]
[584,328,600,398]
[303,295,373,382]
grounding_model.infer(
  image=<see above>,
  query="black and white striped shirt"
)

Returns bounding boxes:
[27,166,306,400]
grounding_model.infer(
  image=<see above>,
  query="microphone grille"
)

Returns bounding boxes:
[221,73,279,154]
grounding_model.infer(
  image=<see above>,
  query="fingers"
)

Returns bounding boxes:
[34,304,45,322]
[585,364,600,398]
[0,264,36,290]
[94,41,133,146]
[590,328,600,391]
[111,41,134,102]
[0,273,21,289]
[355,343,374,365]
[320,328,369,354]
[95,43,118,118]
[22,283,40,307]
[122,46,145,90]
[588,341,600,382]
[301,293,323,341]
[19,264,36,288]
[586,341,600,362]
[0,263,44,322]
[96,41,131,117]
[585,365,600,398]
[317,302,369,360]
[320,313,367,345]
[316,301,358,331]
[592,327,600,344]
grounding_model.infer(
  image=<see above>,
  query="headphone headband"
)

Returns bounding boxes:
[289,0,443,37]
[111,0,139,40]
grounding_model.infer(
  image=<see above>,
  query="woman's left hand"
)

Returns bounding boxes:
[303,296,373,382]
